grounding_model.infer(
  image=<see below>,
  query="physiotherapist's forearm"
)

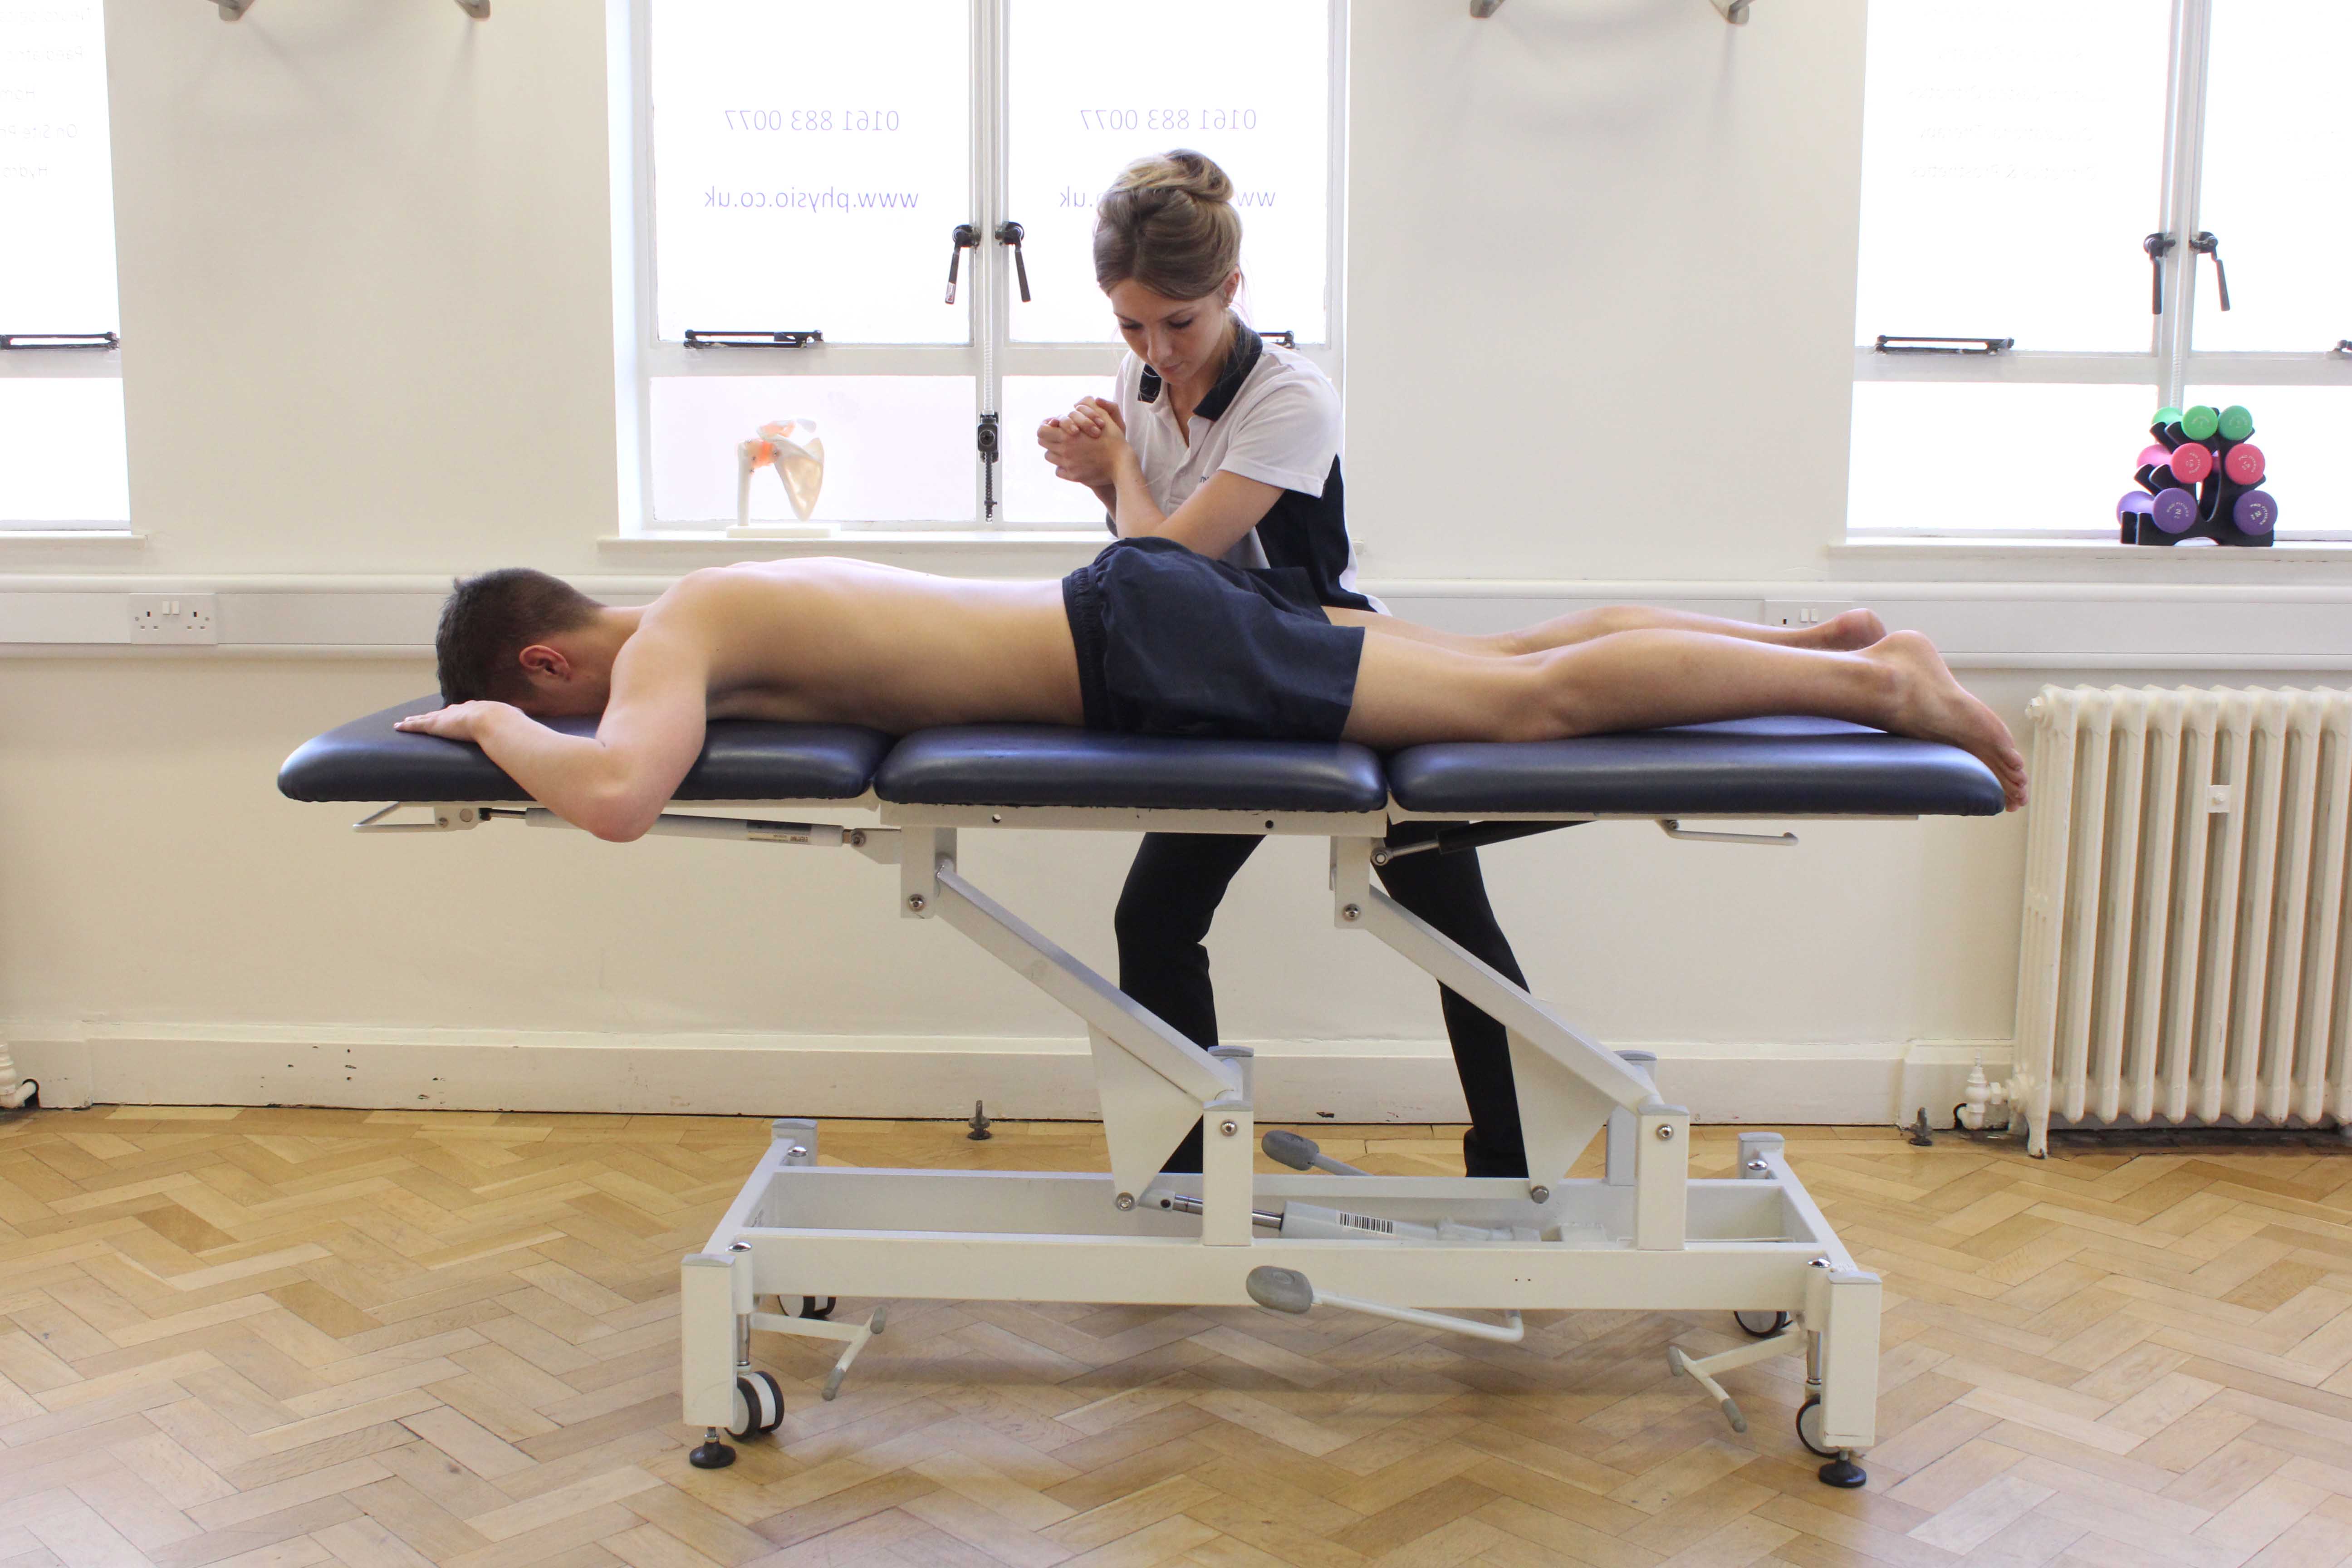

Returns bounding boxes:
[1107,454,1170,538]
[470,706,635,832]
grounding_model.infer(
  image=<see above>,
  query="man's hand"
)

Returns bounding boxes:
[393,701,510,742]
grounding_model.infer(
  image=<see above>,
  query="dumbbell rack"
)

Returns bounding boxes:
[2118,403,2278,547]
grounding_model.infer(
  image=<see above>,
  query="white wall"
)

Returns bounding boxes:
[3,0,2342,1122]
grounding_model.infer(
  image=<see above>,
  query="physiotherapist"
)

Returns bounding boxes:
[1038,150,1533,1179]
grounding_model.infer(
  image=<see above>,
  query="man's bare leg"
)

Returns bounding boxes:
[1342,627,2027,810]
[1331,605,1886,657]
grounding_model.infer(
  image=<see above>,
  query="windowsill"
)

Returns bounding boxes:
[0,529,146,554]
[1835,535,2352,557]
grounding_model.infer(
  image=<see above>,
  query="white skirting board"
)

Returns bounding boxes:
[5,1026,2006,1128]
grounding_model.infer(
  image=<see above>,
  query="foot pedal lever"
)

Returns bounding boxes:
[1246,1266,1523,1343]
[749,1302,890,1401]
[1261,1130,1367,1176]
[1665,1327,1800,1436]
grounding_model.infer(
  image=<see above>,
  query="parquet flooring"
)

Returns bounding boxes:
[4,1109,2352,1568]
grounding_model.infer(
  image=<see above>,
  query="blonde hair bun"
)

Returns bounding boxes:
[1110,149,1234,206]
[1094,149,1244,301]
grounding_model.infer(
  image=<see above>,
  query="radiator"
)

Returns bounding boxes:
[2015,686,2352,1156]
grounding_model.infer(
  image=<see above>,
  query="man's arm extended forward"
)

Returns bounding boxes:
[394,622,710,843]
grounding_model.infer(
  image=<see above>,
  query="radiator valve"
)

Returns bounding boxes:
[1959,1057,2012,1132]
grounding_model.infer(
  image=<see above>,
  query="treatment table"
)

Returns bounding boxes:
[281,700,2003,1486]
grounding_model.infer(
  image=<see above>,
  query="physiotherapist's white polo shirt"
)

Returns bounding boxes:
[1112,325,1378,610]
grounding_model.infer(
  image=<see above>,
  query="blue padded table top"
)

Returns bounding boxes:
[878,726,1387,813]
[1388,716,2004,818]
[279,700,2002,819]
[277,697,891,804]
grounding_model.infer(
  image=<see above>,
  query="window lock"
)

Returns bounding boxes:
[946,223,979,304]
[1261,329,1297,348]
[995,221,1030,303]
[683,330,823,349]
[978,412,1000,519]
[2190,232,2230,312]
[2143,232,2176,314]
[1872,335,2013,355]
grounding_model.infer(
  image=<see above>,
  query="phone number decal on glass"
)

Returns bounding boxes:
[1075,108,1258,132]
[723,108,901,132]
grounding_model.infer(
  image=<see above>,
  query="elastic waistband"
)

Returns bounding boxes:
[1061,560,1112,731]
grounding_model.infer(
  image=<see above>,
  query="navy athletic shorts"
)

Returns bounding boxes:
[1061,536,1365,742]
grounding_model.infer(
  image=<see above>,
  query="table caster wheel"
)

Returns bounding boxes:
[727,1370,784,1440]
[689,1428,735,1469]
[803,1296,835,1321]
[1795,1396,1837,1458]
[1734,1310,1789,1337]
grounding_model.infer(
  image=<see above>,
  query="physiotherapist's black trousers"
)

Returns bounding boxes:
[1116,824,1530,1177]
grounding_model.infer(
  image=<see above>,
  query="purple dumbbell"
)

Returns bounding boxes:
[2232,490,2277,534]
[2151,488,2199,534]
[2117,491,2154,542]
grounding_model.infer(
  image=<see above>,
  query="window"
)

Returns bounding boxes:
[0,0,129,529]
[624,0,1344,533]
[1849,0,2349,541]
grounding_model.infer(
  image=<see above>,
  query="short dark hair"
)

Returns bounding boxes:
[435,568,603,703]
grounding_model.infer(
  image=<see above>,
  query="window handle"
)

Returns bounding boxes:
[0,332,117,350]
[2143,232,2176,314]
[2190,231,2230,311]
[945,223,979,304]
[995,221,1030,303]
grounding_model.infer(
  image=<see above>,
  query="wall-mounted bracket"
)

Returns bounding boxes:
[221,0,485,19]
[1472,0,1752,23]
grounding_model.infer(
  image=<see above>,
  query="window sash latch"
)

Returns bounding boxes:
[1261,329,1298,348]
[2189,231,2230,312]
[978,412,1000,519]
[0,332,118,351]
[683,330,823,349]
[1873,335,2013,355]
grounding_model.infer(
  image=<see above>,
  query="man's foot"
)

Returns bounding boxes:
[1789,608,1886,652]
[1866,632,2028,810]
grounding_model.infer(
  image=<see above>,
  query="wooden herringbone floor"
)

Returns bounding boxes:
[4,1111,2352,1568]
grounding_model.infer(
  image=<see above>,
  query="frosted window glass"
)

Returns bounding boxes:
[2194,4,2352,353]
[1848,382,2154,533]
[1005,0,1328,345]
[1855,3,2166,352]
[0,0,119,332]
[2181,386,2349,537]
[649,0,970,345]
[1001,374,1120,526]
[0,379,129,525]
[650,377,975,524]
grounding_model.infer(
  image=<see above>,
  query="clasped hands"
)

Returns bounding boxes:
[1036,396,1133,489]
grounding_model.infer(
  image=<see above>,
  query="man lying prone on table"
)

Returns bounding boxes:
[399,537,2026,841]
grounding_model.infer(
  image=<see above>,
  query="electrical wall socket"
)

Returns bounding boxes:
[127,594,219,644]
[1761,599,1863,630]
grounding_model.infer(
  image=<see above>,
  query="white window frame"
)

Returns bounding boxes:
[610,0,1350,536]
[1,0,127,534]
[0,339,125,530]
[1849,0,2352,543]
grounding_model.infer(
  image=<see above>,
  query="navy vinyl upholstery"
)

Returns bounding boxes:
[279,702,2002,819]
[1386,717,2005,818]
[276,697,892,804]
[876,725,1388,813]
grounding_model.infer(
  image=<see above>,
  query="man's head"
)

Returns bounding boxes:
[434,568,616,715]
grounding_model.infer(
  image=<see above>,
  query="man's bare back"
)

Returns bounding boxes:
[397,546,2024,843]
[682,560,1084,733]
